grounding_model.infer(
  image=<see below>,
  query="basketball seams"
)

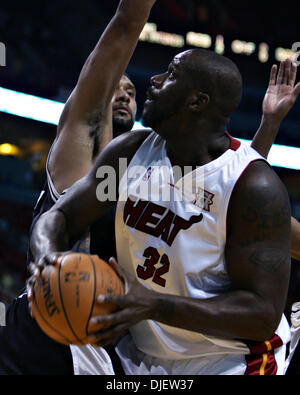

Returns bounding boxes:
[58,255,85,345]
[85,255,97,338]
[32,295,73,345]
[33,253,124,345]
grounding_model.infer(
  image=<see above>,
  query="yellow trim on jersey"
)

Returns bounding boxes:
[259,353,268,375]
[259,341,273,375]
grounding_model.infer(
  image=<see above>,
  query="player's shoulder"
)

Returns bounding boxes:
[92,128,153,172]
[230,159,290,215]
[106,128,152,156]
[240,160,285,192]
[114,128,152,146]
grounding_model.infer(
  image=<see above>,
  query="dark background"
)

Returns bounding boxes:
[0,0,299,305]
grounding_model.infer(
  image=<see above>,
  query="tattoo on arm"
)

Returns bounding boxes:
[249,249,289,275]
[241,190,290,229]
[88,112,103,159]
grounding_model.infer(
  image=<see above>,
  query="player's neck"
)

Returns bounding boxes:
[165,120,229,169]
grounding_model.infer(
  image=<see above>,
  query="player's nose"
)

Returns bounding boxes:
[115,88,130,103]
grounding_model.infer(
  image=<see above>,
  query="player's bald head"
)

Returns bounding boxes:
[178,49,243,118]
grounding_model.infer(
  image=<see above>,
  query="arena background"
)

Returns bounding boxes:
[0,0,299,308]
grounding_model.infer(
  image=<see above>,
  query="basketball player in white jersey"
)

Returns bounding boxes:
[30,45,296,375]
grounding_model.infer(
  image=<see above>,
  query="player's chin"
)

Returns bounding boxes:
[113,111,132,122]
[113,117,134,136]
[141,109,155,129]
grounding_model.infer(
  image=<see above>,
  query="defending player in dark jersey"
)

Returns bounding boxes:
[0,0,156,375]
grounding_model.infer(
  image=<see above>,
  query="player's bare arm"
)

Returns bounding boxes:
[30,130,151,270]
[291,217,300,261]
[48,0,156,194]
[250,60,300,261]
[88,161,291,347]
[251,59,300,159]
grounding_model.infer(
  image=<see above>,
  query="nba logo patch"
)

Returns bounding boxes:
[193,189,215,211]
[143,167,154,181]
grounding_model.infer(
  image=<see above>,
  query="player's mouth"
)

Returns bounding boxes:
[113,106,130,115]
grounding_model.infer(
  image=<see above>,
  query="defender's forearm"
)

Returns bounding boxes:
[251,115,281,159]
[118,0,156,22]
[30,210,69,262]
[75,0,156,119]
[291,217,300,261]
[90,0,156,67]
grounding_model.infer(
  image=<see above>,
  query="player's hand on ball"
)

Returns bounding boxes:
[87,257,156,347]
[26,252,65,315]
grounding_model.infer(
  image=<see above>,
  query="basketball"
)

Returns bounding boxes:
[32,253,124,346]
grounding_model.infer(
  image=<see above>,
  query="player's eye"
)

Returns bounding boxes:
[168,67,175,79]
[127,90,135,98]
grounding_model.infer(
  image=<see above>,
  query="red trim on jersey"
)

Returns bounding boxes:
[245,335,283,375]
[226,132,241,151]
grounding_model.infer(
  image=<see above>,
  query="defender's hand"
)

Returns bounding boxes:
[26,253,65,316]
[263,59,300,123]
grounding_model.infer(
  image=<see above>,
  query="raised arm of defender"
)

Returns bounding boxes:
[251,59,300,262]
[252,59,300,159]
[48,0,156,194]
[292,217,300,261]
[60,0,156,125]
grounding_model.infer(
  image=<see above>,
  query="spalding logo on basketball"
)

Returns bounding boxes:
[32,253,124,345]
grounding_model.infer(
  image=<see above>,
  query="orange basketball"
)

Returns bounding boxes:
[32,253,124,346]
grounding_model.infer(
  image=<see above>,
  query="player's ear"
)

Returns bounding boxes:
[187,92,210,113]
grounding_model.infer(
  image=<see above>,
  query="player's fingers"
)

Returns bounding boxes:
[88,324,129,347]
[28,301,34,318]
[28,262,40,278]
[276,61,285,85]
[269,64,277,87]
[90,312,121,328]
[36,253,61,271]
[108,257,135,290]
[28,263,35,275]
[108,257,124,281]
[289,63,298,87]
[283,59,291,85]
[96,293,127,307]
[26,274,34,289]
[26,275,38,301]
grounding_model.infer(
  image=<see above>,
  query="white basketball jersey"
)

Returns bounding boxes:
[116,131,290,362]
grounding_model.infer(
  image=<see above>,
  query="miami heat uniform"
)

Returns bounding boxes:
[115,131,291,375]
[0,146,119,375]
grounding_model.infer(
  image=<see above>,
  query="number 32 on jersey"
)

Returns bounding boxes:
[136,247,170,287]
